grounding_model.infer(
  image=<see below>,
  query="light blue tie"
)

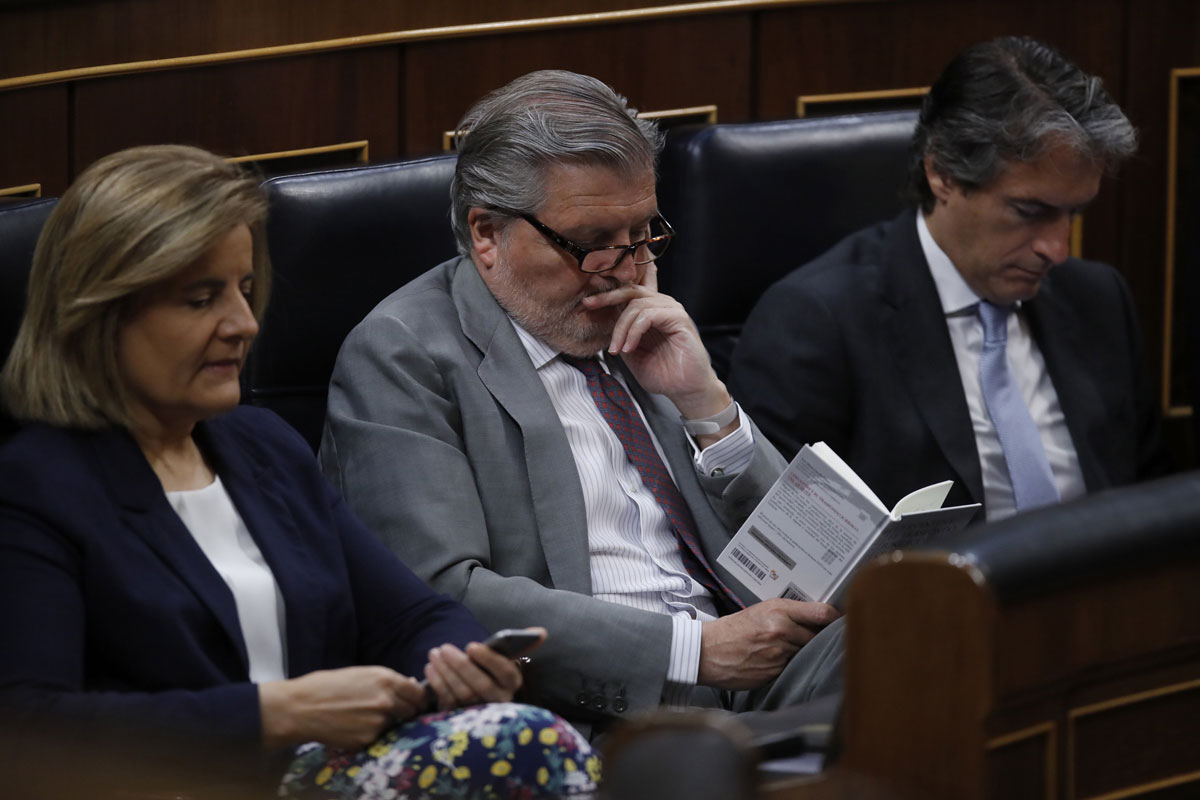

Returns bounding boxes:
[977,301,1060,512]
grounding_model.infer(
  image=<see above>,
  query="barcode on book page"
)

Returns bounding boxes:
[730,547,767,582]
[747,525,796,570]
[780,582,812,602]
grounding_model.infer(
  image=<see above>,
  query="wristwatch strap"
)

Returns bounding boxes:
[681,400,738,436]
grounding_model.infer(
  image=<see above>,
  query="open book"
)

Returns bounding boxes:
[716,442,980,609]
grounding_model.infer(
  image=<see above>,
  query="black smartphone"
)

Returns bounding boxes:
[416,627,545,711]
[481,627,545,659]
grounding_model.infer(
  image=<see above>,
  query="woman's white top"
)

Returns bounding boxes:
[167,476,288,683]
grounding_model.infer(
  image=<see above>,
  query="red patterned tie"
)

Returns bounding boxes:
[562,355,744,613]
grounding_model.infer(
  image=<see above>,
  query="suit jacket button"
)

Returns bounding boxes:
[612,698,628,713]
[592,695,607,711]
[576,692,591,707]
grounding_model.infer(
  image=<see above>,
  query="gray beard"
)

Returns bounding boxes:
[488,259,625,358]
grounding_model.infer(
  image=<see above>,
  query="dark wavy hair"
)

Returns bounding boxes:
[908,36,1136,212]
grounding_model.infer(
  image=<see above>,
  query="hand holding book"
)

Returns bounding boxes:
[717,443,979,610]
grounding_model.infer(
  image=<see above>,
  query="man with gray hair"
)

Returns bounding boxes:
[730,36,1169,522]
[321,70,844,736]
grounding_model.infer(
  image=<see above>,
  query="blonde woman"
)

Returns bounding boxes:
[0,145,598,799]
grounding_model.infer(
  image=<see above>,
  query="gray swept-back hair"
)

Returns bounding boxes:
[450,70,665,255]
[1,145,269,430]
[909,36,1137,212]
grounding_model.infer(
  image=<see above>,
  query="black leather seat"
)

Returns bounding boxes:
[249,156,458,450]
[656,111,918,378]
[929,469,1200,602]
[0,197,57,441]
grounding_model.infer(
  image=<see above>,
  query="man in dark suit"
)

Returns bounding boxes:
[729,36,1170,522]
[322,70,844,736]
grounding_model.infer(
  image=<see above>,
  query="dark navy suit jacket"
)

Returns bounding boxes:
[729,210,1170,519]
[0,405,486,781]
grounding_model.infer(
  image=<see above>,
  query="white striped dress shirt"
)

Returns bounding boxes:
[513,323,755,705]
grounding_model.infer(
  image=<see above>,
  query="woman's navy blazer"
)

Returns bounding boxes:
[0,405,487,775]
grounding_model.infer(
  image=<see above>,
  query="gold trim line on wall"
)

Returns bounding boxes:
[985,721,1057,800]
[1070,215,1083,260]
[638,104,719,124]
[1162,67,1200,419]
[1068,675,1200,719]
[796,85,928,118]
[226,141,369,176]
[0,183,43,198]
[0,0,890,92]
[1074,771,1200,800]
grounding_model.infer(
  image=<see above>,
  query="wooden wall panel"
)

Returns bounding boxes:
[0,85,68,196]
[0,0,726,80]
[1124,1,1200,406]
[71,49,400,176]
[756,0,1124,115]
[401,15,754,157]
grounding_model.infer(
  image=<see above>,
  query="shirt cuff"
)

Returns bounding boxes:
[689,403,755,477]
[662,615,704,709]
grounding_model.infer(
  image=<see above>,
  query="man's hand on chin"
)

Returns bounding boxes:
[582,263,734,439]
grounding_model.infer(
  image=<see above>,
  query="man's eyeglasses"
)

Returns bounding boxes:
[513,212,675,274]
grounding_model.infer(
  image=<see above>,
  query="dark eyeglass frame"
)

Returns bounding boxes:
[511,211,675,274]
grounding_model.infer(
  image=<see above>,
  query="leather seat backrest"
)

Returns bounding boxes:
[0,197,57,440]
[656,111,918,377]
[249,156,458,449]
[956,462,1200,602]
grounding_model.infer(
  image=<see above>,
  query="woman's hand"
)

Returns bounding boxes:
[421,638,533,711]
[259,666,426,750]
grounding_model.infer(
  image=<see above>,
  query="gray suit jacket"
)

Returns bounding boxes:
[321,256,787,728]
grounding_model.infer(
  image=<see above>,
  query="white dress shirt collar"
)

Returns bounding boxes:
[917,211,977,315]
[512,323,561,369]
[917,211,1025,316]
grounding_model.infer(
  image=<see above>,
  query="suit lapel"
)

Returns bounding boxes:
[452,259,594,595]
[90,427,249,671]
[1025,278,1106,492]
[883,213,985,505]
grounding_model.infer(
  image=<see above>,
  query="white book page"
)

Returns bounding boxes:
[889,480,953,519]
[717,444,887,602]
[809,441,886,514]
